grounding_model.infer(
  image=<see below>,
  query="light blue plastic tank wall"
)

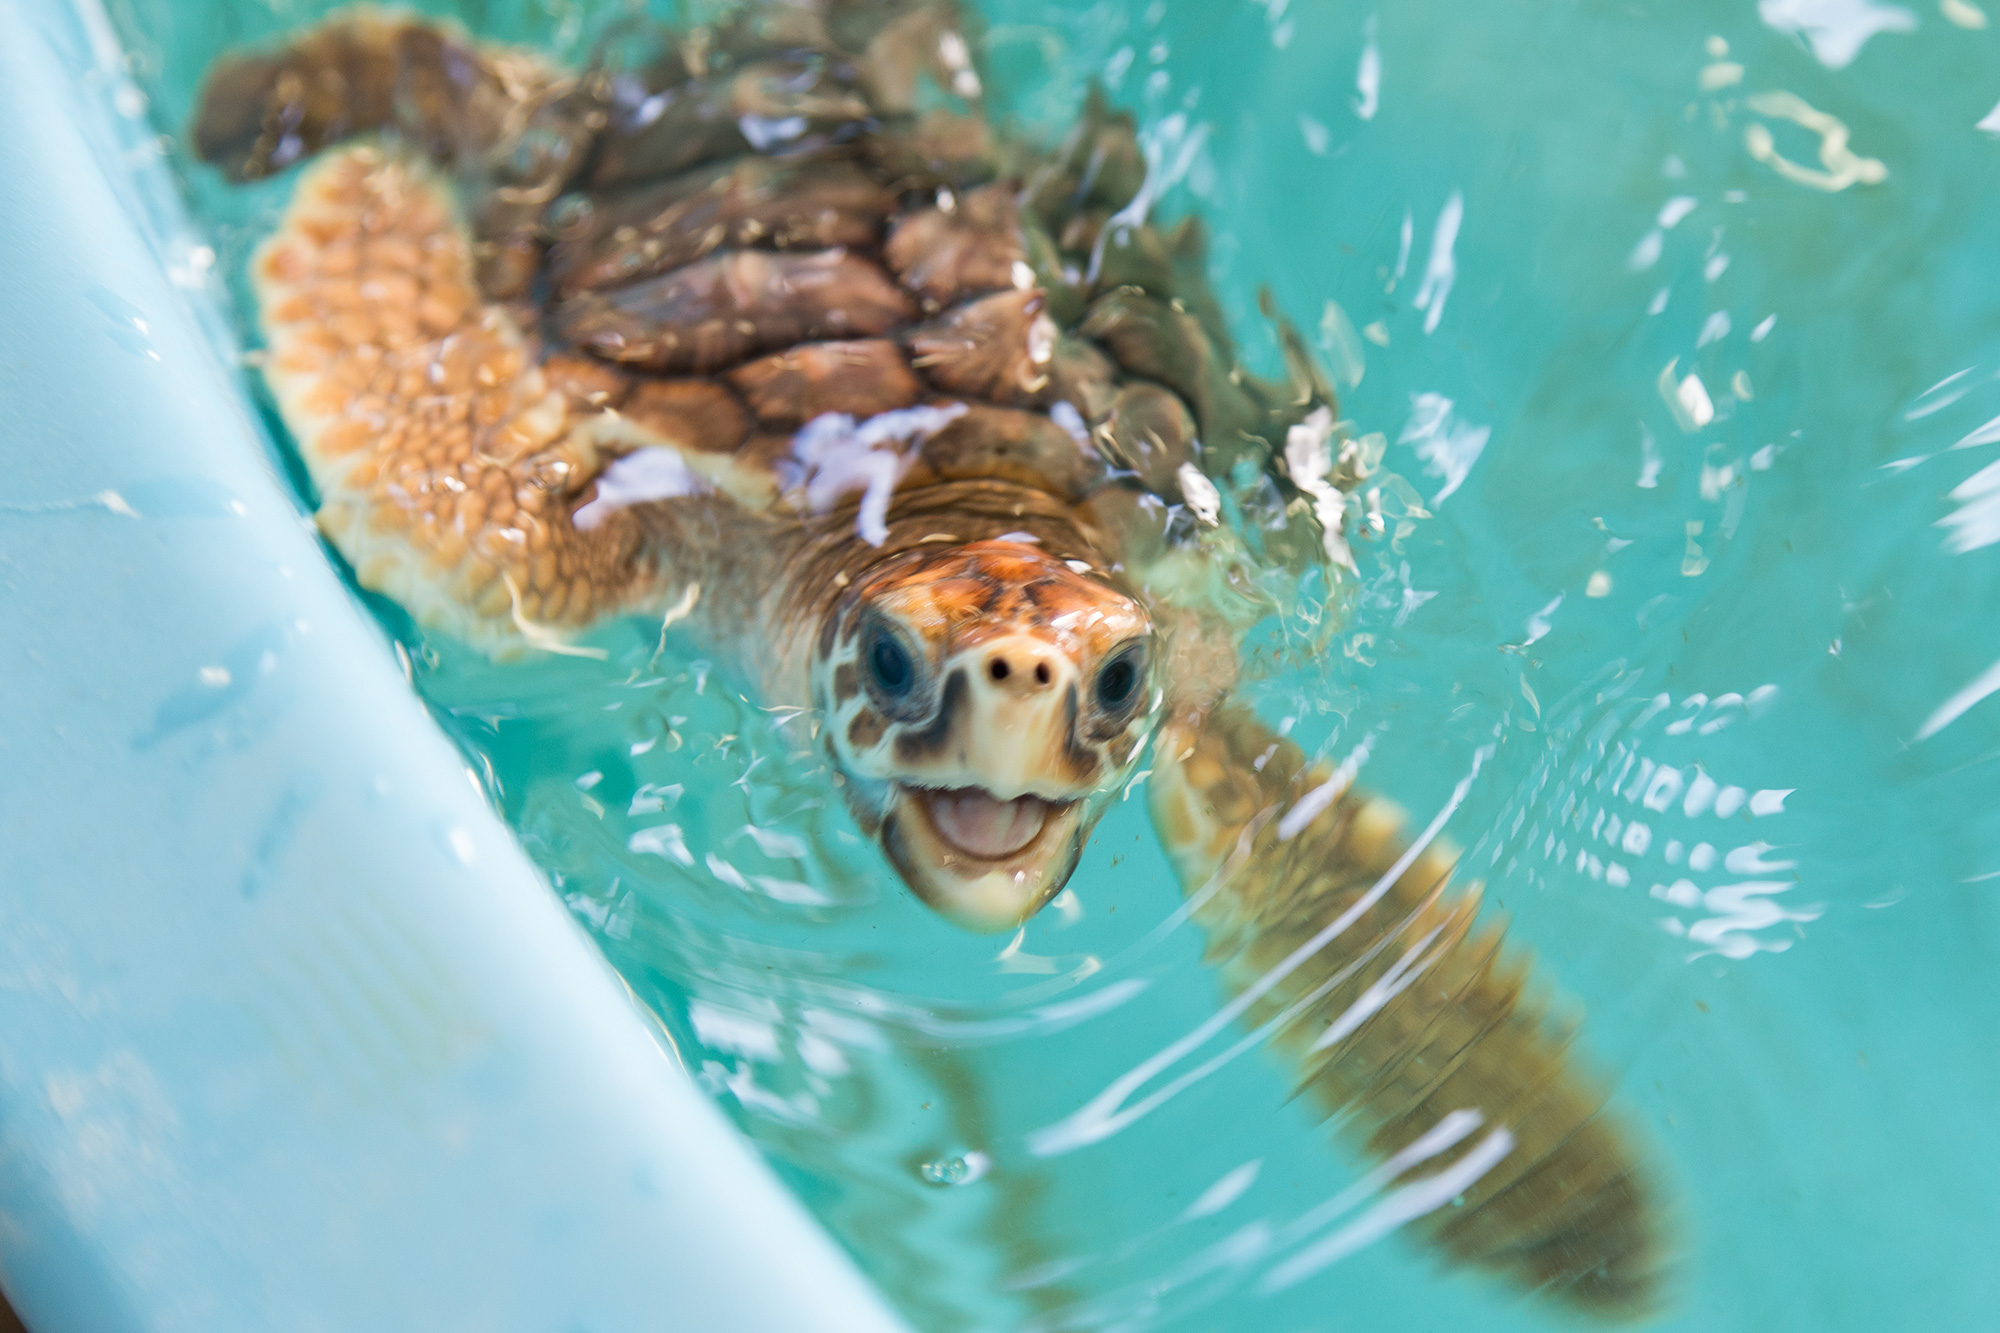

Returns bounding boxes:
[0,1,913,1329]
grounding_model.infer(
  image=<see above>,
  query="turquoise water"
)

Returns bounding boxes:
[106,0,2000,1327]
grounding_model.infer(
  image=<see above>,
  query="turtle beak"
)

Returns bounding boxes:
[867,634,1108,931]
[881,786,1087,932]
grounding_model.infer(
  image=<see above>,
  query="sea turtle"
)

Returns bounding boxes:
[194,3,1665,1315]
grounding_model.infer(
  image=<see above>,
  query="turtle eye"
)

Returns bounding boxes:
[1095,647,1145,713]
[867,630,916,699]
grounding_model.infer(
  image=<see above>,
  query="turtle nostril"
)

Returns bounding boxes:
[986,648,1057,689]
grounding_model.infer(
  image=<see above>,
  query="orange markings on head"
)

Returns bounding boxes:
[852,539,1148,665]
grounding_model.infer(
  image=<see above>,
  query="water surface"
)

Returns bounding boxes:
[104,0,2000,1326]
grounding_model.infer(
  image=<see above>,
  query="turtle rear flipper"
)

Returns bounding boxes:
[195,14,597,298]
[192,13,551,182]
[1149,703,1669,1318]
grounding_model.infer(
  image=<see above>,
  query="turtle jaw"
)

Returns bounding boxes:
[882,785,1088,933]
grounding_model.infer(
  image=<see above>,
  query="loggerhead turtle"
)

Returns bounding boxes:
[194,2,1665,1315]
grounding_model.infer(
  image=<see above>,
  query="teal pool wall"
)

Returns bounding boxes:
[0,1,913,1328]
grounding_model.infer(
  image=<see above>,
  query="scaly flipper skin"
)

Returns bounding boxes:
[255,149,787,656]
[198,3,1668,1313]
[1150,703,1664,1315]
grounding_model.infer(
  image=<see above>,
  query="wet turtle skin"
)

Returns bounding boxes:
[195,3,1668,1317]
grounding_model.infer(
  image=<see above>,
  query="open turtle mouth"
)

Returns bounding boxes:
[880,782,1088,932]
[912,786,1068,862]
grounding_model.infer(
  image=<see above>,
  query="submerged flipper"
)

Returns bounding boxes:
[1149,703,1666,1316]
[192,12,529,181]
[195,11,595,298]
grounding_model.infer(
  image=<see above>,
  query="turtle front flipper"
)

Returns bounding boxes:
[254,146,767,656]
[1148,702,1667,1317]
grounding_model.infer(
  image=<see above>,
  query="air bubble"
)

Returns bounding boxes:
[917,1150,990,1187]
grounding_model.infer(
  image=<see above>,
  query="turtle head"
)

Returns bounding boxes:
[812,540,1157,932]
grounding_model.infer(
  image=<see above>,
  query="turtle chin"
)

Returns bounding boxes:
[881,784,1087,933]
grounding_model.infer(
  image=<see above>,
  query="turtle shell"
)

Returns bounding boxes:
[196,3,1345,656]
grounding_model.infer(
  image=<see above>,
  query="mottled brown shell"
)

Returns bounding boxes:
[196,3,1336,645]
